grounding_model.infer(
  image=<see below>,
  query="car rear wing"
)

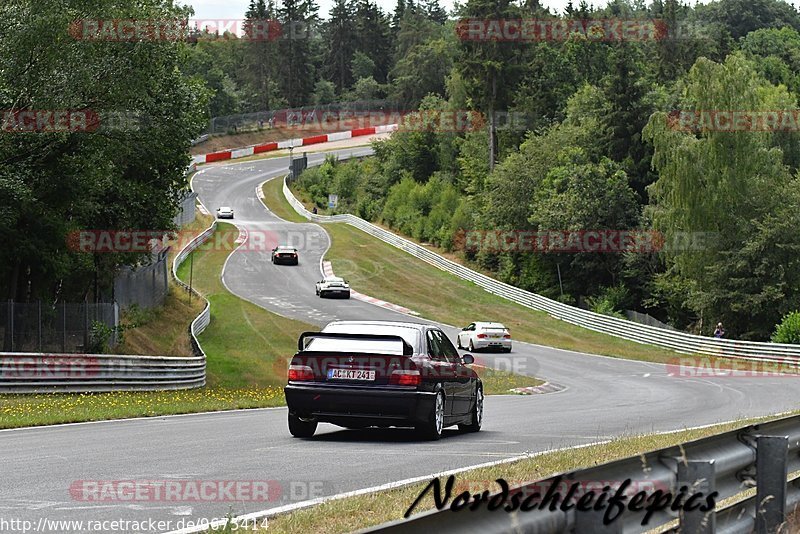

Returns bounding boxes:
[297,332,414,356]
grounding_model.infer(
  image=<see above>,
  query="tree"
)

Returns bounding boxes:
[276,0,319,107]
[351,51,375,80]
[601,43,656,201]
[323,0,357,92]
[0,0,207,303]
[455,0,523,170]
[312,80,336,104]
[644,54,800,338]
[354,0,393,84]
[243,0,280,111]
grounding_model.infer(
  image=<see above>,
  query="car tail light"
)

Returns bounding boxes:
[389,369,421,387]
[476,333,487,339]
[503,334,511,339]
[288,364,314,381]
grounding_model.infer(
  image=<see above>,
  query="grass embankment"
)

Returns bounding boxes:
[263,178,679,365]
[1,222,536,429]
[259,412,798,533]
[114,214,211,357]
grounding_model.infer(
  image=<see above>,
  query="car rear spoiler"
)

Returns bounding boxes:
[298,332,414,356]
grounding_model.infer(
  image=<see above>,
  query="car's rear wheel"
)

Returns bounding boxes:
[288,413,317,438]
[459,386,483,432]
[417,390,444,440]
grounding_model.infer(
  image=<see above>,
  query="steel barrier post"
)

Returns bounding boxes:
[756,435,789,534]
[678,460,716,534]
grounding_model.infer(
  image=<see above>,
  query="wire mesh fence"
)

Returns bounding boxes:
[0,300,118,353]
[208,100,403,135]
[113,248,170,310]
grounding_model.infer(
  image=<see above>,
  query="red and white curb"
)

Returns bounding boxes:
[510,382,566,395]
[193,124,398,165]
[322,261,418,316]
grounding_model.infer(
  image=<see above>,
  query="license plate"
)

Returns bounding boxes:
[328,369,375,381]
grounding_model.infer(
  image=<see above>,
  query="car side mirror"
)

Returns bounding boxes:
[461,354,474,365]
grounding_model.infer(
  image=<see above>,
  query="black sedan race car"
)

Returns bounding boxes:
[271,245,299,265]
[284,321,483,440]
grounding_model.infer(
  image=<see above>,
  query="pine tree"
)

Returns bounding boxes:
[244,0,279,111]
[276,0,319,106]
[324,0,358,91]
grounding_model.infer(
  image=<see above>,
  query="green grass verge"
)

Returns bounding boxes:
[176,222,309,388]
[1,222,537,429]
[262,178,307,223]
[262,178,679,364]
[259,412,796,533]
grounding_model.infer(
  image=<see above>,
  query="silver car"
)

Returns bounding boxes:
[457,322,512,352]
[216,206,234,219]
[315,276,351,298]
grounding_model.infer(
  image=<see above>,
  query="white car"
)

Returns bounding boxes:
[315,276,350,298]
[216,206,234,219]
[457,322,512,352]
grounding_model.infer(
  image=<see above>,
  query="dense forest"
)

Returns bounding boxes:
[279,0,800,340]
[3,0,800,341]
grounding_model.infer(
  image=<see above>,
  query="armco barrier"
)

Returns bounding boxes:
[172,218,217,363]
[366,413,800,534]
[0,352,205,393]
[283,175,800,363]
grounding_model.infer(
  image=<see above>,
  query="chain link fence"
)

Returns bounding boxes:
[0,300,118,353]
[113,248,170,310]
[208,100,402,135]
[174,191,198,227]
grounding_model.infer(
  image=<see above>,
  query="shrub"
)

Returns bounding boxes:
[772,311,800,344]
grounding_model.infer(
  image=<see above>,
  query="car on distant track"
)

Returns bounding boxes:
[216,206,234,219]
[271,245,299,265]
[457,322,512,353]
[284,320,483,440]
[315,276,350,298]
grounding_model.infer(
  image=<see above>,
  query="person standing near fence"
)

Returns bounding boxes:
[713,322,725,338]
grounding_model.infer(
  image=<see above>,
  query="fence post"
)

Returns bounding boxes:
[5,300,13,352]
[678,459,716,534]
[756,435,789,534]
[37,300,42,352]
[62,301,66,352]
[83,300,89,352]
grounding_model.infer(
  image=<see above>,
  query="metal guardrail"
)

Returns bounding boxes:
[172,219,217,362]
[282,176,800,363]
[0,352,205,393]
[366,413,800,534]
